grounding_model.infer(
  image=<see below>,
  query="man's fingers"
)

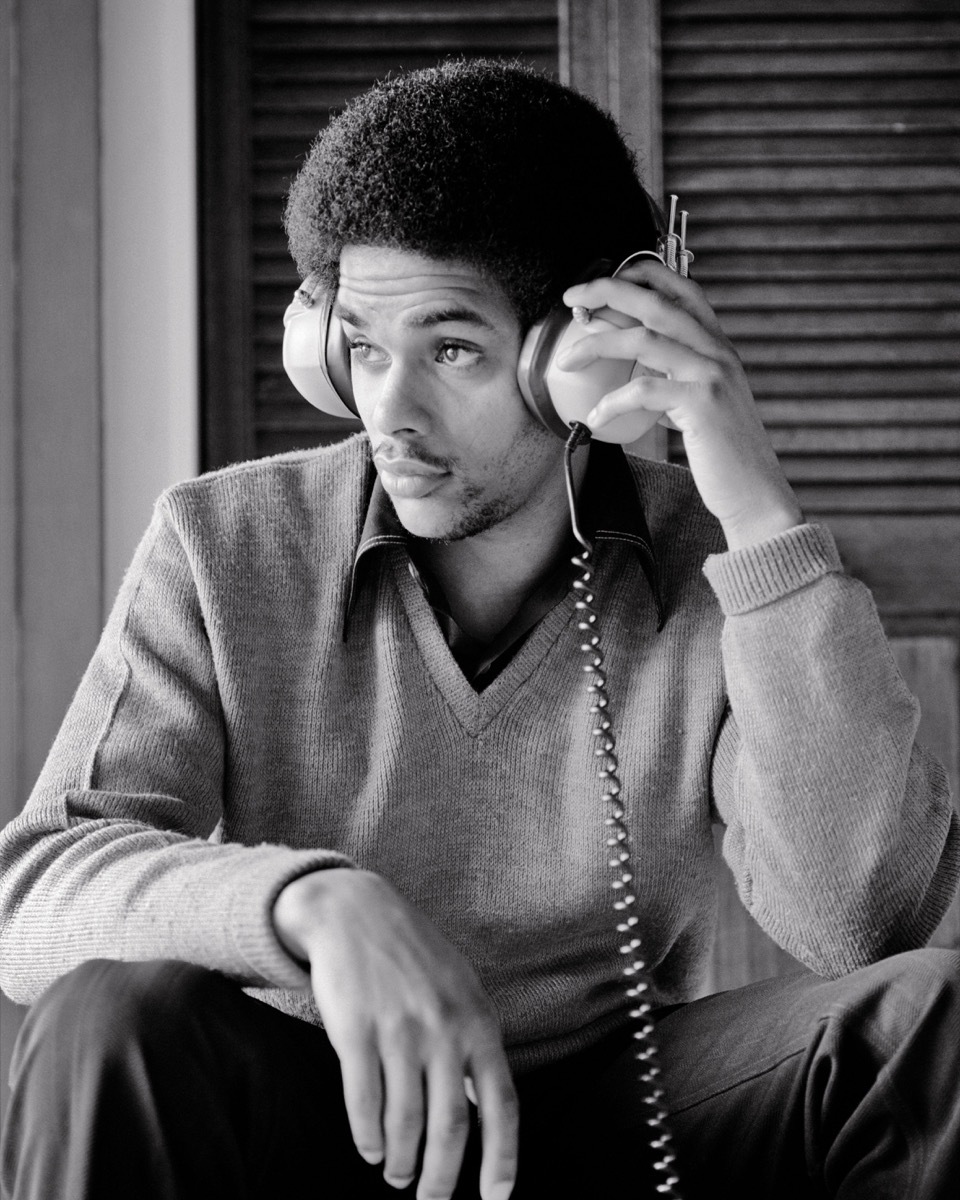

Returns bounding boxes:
[565,262,726,345]
[417,1057,473,1200]
[587,375,692,430]
[563,275,720,353]
[557,325,705,379]
[472,1057,520,1200]
[572,258,722,327]
[381,1043,426,1189]
[338,1035,386,1166]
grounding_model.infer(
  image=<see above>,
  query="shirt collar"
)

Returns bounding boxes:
[344,440,664,639]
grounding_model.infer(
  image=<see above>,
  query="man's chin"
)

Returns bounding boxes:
[390,495,508,543]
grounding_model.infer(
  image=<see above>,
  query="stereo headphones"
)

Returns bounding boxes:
[282,198,692,446]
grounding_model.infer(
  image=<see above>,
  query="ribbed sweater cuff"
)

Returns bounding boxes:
[228,848,355,988]
[703,523,842,616]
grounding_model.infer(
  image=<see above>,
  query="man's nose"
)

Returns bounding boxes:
[369,359,429,435]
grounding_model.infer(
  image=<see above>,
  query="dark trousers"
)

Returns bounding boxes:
[2,949,958,1199]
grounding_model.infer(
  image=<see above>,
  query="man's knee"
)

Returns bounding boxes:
[12,958,236,1081]
[819,947,960,1082]
[848,947,960,1014]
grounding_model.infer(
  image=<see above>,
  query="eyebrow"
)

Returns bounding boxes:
[333,303,496,333]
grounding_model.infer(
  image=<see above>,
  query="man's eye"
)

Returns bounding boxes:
[348,341,385,364]
[436,343,477,365]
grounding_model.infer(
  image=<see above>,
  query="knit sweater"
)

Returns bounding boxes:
[0,435,957,1072]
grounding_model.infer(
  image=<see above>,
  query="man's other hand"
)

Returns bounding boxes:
[273,868,518,1200]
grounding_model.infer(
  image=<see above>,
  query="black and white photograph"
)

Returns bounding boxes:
[1,2,958,1197]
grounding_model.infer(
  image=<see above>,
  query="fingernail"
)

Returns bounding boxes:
[385,1175,415,1190]
[585,407,600,427]
[359,1148,384,1165]
[484,1182,514,1200]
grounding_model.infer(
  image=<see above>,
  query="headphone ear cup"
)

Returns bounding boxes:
[518,309,654,443]
[517,311,575,439]
[282,289,358,419]
[516,251,667,445]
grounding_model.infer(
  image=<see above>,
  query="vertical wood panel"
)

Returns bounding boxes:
[891,636,960,950]
[559,0,669,461]
[198,0,257,469]
[560,0,664,199]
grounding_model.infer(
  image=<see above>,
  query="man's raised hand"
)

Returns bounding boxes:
[558,259,803,551]
[273,868,518,1200]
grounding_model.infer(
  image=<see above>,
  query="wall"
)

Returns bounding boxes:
[101,0,199,597]
[0,0,198,1122]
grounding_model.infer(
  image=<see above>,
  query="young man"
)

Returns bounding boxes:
[1,60,958,1200]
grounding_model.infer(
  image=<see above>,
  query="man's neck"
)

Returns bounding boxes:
[414,448,589,643]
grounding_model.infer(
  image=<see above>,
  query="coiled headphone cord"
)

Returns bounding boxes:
[563,423,684,1199]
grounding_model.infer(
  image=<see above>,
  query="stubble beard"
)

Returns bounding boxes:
[388,422,560,545]
[394,481,518,545]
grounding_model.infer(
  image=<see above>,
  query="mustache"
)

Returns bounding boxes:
[372,441,454,473]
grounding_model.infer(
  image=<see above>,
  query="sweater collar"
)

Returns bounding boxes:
[344,440,664,638]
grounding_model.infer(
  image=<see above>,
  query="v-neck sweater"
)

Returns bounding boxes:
[1,435,957,1072]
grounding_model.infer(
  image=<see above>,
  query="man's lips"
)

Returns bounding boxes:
[374,454,450,499]
[373,456,447,477]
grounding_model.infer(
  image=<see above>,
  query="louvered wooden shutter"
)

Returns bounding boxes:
[660,0,960,630]
[199,0,559,468]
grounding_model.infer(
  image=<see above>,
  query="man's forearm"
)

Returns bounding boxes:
[707,523,960,974]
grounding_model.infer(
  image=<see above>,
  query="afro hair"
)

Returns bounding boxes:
[283,58,661,328]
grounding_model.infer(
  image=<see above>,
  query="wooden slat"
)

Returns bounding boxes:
[703,280,960,307]
[666,164,960,191]
[251,1,552,22]
[670,107,960,132]
[738,341,958,366]
[797,486,960,514]
[663,46,960,76]
[666,20,960,43]
[663,77,959,106]
[697,222,960,250]
[251,25,556,52]
[669,133,959,160]
[725,310,960,336]
[741,367,960,395]
[667,0,958,21]
[768,427,960,453]
[758,398,960,424]
[680,191,958,222]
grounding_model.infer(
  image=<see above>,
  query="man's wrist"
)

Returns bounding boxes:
[720,502,804,552]
[272,867,355,964]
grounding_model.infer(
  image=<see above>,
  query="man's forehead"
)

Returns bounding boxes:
[336,244,509,318]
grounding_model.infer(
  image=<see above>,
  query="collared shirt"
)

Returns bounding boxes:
[344,441,663,690]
